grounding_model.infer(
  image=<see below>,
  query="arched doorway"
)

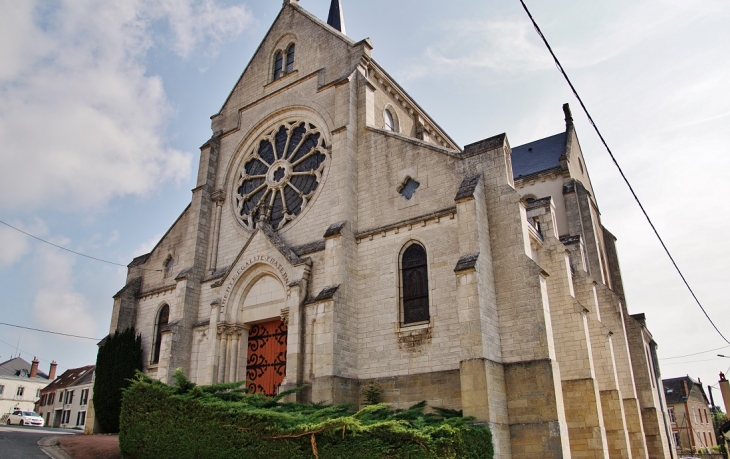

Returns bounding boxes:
[241,274,288,396]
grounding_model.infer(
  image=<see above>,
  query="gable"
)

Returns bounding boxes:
[213,3,366,135]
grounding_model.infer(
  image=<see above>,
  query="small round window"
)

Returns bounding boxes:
[235,121,328,231]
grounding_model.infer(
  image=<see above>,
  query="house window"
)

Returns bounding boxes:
[668,407,676,423]
[62,410,71,424]
[16,386,24,397]
[48,393,55,405]
[273,51,283,80]
[285,44,295,73]
[152,304,170,364]
[80,389,89,405]
[76,411,86,426]
[36,389,41,398]
[401,243,430,325]
[0,385,4,395]
[64,390,74,405]
[673,432,680,447]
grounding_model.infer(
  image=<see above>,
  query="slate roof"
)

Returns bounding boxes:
[663,376,709,405]
[0,357,49,380]
[511,132,566,179]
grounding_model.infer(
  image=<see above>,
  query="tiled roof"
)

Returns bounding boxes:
[511,132,566,179]
[41,365,95,392]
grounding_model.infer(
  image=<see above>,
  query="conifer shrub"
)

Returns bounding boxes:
[93,327,143,433]
[119,370,493,459]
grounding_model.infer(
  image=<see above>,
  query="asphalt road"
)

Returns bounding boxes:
[0,425,78,459]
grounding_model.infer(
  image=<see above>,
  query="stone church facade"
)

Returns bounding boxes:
[107,1,674,457]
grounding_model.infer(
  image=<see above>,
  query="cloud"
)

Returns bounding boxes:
[401,19,552,80]
[0,217,48,267]
[0,0,252,212]
[32,242,96,337]
[150,0,254,59]
[401,0,725,81]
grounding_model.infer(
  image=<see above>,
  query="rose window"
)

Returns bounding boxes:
[235,121,328,230]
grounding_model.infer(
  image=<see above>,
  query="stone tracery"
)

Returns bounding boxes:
[235,121,328,231]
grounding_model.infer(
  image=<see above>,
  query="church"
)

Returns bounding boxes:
[106,1,674,457]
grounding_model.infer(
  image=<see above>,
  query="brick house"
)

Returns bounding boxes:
[104,1,673,457]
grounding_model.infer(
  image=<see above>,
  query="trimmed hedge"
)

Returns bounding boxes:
[120,371,493,459]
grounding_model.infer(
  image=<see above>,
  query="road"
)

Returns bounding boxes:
[0,425,78,459]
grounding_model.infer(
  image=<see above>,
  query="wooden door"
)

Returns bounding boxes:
[246,319,287,396]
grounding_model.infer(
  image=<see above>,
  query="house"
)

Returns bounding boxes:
[664,376,717,453]
[36,365,94,430]
[103,1,673,457]
[0,357,53,415]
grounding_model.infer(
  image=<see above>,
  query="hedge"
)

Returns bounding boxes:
[119,370,493,459]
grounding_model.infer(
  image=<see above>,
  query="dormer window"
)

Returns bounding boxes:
[273,51,283,80]
[285,44,295,73]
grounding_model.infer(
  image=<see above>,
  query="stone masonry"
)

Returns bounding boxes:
[105,2,674,457]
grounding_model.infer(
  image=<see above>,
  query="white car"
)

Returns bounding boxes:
[6,410,44,427]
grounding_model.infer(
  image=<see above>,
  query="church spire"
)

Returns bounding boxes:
[327,0,346,35]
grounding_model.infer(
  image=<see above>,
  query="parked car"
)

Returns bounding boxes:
[6,410,44,426]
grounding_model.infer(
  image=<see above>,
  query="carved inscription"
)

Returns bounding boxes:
[222,255,290,306]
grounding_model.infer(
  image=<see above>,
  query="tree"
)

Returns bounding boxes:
[93,327,143,433]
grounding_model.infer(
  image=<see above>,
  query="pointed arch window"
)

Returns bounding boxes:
[152,305,169,364]
[401,243,430,324]
[285,44,295,73]
[273,51,283,80]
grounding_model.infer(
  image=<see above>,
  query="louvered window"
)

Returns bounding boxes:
[273,51,283,80]
[285,44,295,73]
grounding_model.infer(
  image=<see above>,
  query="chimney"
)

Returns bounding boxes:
[30,357,39,378]
[720,373,730,416]
[49,361,57,380]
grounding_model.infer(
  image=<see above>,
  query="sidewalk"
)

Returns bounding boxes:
[39,434,120,459]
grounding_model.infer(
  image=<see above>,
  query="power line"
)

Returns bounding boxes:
[517,0,730,346]
[0,337,66,373]
[0,219,161,272]
[0,321,102,341]
[661,346,730,360]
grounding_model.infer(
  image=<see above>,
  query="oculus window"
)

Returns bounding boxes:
[401,243,430,324]
[235,121,328,231]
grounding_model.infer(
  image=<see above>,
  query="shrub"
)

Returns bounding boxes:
[362,381,383,405]
[119,370,493,459]
[93,327,143,433]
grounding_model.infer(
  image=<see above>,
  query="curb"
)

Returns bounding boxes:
[38,436,74,459]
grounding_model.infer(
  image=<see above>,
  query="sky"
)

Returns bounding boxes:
[1,0,729,400]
